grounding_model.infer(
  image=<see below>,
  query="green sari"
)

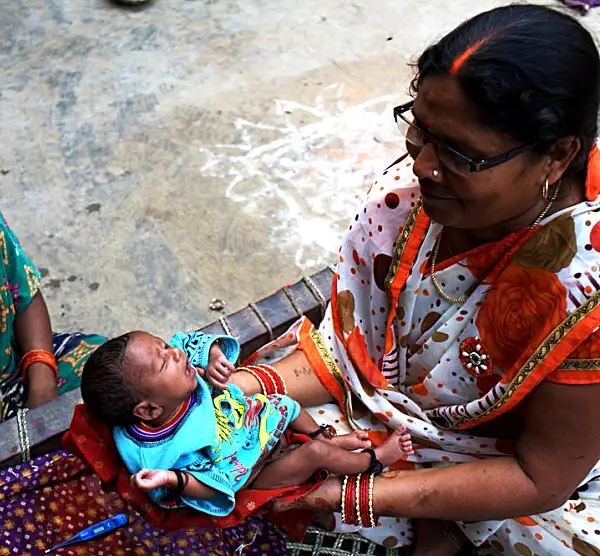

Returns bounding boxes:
[0,211,105,421]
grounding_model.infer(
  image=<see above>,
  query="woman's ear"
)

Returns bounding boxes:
[133,400,164,422]
[547,136,581,184]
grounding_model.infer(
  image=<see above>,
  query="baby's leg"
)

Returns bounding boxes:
[289,408,371,450]
[251,439,370,489]
[251,425,414,489]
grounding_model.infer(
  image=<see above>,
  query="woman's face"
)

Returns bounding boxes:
[410,75,549,230]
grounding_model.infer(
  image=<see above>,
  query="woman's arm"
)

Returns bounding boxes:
[13,291,58,409]
[230,350,334,406]
[280,380,600,521]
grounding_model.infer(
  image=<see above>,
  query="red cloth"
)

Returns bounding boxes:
[63,404,322,539]
[586,143,600,201]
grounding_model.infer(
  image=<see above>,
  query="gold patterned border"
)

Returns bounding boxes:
[452,290,600,428]
[384,198,423,304]
[557,358,600,371]
[309,327,359,429]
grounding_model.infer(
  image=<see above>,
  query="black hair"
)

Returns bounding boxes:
[411,4,600,174]
[80,333,142,426]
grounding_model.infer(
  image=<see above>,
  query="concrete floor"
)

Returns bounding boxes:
[1,0,599,339]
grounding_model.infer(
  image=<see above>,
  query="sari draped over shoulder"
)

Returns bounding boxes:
[250,150,600,554]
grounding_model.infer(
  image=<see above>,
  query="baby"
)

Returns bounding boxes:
[81,330,413,516]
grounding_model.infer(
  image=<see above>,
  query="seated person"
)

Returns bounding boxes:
[80,330,413,516]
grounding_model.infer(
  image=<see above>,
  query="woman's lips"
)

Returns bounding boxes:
[418,179,455,201]
[420,185,454,201]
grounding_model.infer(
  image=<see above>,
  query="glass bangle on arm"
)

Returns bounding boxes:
[393,100,533,175]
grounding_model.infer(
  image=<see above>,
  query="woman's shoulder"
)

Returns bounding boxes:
[364,153,421,215]
[340,154,421,254]
[513,201,600,304]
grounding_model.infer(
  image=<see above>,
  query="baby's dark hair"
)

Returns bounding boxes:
[81,333,142,426]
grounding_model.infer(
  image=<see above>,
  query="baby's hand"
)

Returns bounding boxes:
[205,343,236,390]
[131,468,175,491]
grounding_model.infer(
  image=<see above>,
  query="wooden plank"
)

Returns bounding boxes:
[0,267,335,467]
[0,389,83,468]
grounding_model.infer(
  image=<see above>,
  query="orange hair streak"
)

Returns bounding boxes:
[450,38,487,74]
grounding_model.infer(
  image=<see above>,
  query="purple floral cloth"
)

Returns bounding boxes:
[0,450,290,555]
[561,0,600,11]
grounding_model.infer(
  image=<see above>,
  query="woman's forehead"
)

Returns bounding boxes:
[415,76,481,136]
[413,75,514,152]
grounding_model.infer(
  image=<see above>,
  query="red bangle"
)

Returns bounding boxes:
[359,472,370,527]
[250,366,277,394]
[255,364,288,396]
[344,474,357,525]
[20,349,58,384]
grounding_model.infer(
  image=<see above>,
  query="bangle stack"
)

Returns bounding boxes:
[340,473,377,528]
[20,349,58,383]
[237,364,288,396]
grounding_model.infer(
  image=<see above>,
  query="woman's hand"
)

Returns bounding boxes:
[131,468,176,491]
[26,362,58,409]
[205,344,236,389]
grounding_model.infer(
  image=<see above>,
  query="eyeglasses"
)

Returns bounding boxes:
[393,101,533,176]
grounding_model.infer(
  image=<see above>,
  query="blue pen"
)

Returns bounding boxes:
[44,513,129,553]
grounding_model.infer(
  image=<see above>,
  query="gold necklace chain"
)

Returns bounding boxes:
[429,180,562,304]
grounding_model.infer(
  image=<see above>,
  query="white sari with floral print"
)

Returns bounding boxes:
[250,153,600,554]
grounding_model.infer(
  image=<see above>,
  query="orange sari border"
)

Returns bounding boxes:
[586,142,600,201]
[296,317,346,409]
[331,276,390,391]
[454,291,600,429]
[384,200,430,349]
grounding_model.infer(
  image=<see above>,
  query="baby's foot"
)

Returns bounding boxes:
[329,430,372,451]
[373,425,414,468]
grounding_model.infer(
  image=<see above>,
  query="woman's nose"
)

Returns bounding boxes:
[412,142,442,181]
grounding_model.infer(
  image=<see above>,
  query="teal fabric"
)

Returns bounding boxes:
[169,330,240,369]
[0,211,42,385]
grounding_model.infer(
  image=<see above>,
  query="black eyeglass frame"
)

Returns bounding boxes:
[393,100,533,173]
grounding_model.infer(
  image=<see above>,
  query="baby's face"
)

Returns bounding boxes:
[126,332,198,411]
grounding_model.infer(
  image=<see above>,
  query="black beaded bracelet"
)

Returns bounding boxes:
[361,448,384,475]
[164,469,188,502]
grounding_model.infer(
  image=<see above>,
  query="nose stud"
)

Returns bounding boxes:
[432,169,440,177]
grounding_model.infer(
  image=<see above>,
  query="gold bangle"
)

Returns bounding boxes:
[341,475,349,524]
[368,473,376,527]
[238,367,268,396]
[355,473,363,528]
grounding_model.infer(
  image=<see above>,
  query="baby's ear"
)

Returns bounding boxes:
[133,401,163,422]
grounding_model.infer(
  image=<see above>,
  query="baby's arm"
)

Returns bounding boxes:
[132,468,218,500]
[205,342,236,389]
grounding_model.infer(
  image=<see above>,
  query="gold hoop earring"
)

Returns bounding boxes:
[542,178,549,201]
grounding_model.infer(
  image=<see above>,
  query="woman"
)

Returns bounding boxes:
[0,211,105,421]
[229,5,600,555]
